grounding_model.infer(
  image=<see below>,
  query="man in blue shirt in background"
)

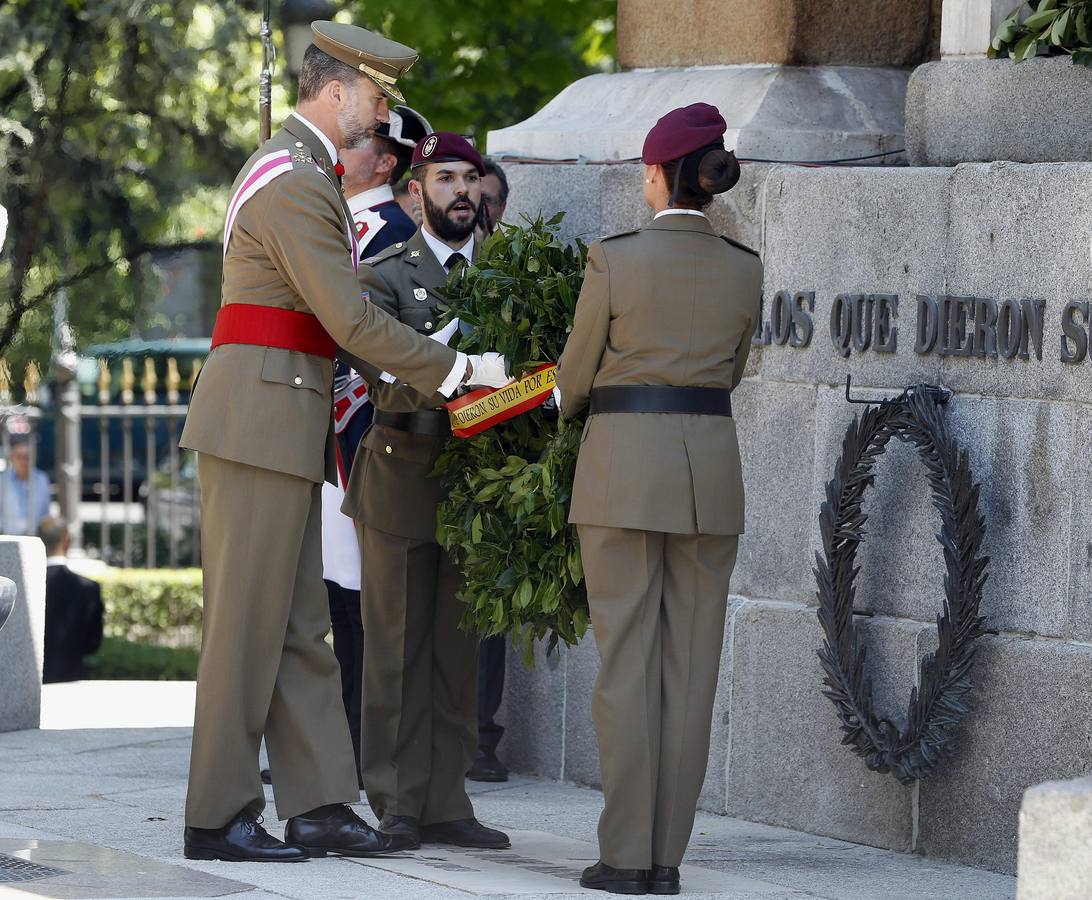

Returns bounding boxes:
[1,434,51,536]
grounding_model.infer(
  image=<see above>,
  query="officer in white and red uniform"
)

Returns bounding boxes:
[321,103,433,783]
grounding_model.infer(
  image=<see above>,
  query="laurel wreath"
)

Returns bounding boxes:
[815,387,989,784]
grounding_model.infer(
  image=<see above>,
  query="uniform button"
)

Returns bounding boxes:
[293,376,303,385]
[425,321,434,330]
[385,445,393,454]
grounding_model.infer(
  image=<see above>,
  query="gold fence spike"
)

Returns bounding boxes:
[166,357,181,405]
[23,362,41,405]
[97,359,111,404]
[0,360,11,405]
[142,357,158,404]
[189,358,202,392]
[121,358,135,406]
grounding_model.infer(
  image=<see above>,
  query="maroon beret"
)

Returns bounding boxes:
[411,131,486,176]
[642,103,727,165]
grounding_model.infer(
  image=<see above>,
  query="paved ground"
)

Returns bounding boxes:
[0,682,1016,900]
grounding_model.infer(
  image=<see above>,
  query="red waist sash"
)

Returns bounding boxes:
[211,304,337,360]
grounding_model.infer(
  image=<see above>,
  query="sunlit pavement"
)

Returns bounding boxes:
[0,682,1016,899]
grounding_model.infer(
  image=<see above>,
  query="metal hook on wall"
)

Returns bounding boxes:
[844,375,951,407]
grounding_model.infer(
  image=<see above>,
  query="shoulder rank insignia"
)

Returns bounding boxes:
[363,240,409,266]
[600,228,640,242]
[413,288,428,302]
[720,234,760,258]
[409,249,421,258]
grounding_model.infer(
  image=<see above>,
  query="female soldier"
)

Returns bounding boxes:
[556,103,762,896]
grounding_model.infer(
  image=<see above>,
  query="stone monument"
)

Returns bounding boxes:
[488,0,1092,879]
[0,537,45,732]
[909,0,1092,164]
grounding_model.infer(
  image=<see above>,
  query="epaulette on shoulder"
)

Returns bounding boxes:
[363,240,409,267]
[599,228,640,243]
[289,145,318,168]
[720,235,760,258]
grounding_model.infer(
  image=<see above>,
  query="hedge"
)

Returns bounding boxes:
[85,636,199,680]
[94,568,203,648]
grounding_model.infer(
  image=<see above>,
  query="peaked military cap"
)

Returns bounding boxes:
[310,21,418,104]
[411,131,485,176]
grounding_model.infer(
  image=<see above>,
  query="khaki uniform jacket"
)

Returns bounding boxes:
[342,228,464,541]
[557,214,762,535]
[180,117,457,485]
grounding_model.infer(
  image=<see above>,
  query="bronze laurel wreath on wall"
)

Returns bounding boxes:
[815,386,989,784]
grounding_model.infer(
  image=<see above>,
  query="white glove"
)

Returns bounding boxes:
[466,352,510,389]
[378,318,462,384]
[431,317,460,346]
[552,386,561,408]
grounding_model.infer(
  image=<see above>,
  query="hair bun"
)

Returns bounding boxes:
[697,148,741,195]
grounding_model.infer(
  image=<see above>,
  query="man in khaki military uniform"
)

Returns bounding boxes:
[557,104,760,895]
[180,24,508,864]
[341,132,509,851]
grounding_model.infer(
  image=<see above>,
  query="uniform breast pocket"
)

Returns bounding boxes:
[260,348,332,396]
[362,423,438,467]
[400,305,440,337]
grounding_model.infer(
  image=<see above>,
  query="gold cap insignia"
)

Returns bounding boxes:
[310,22,418,104]
[421,135,438,158]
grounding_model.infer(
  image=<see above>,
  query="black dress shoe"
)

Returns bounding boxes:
[580,861,648,895]
[466,749,509,783]
[420,818,510,849]
[378,814,421,849]
[648,865,680,895]
[285,803,415,857]
[184,810,309,863]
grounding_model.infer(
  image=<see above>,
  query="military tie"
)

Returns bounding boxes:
[445,252,466,275]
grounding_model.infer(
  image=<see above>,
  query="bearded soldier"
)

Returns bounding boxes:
[319,103,433,785]
[342,132,510,851]
[180,24,508,864]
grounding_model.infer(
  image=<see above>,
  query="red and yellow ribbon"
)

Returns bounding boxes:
[446,364,557,439]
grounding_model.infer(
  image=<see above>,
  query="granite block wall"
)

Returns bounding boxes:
[496,158,1092,874]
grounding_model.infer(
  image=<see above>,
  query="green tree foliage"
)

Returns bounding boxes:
[990,0,1092,65]
[0,1,615,376]
[434,215,589,660]
[345,0,616,139]
[0,0,272,371]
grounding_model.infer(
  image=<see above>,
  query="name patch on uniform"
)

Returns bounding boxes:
[445,365,557,439]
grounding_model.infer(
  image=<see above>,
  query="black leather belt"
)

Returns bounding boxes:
[589,385,733,417]
[372,408,451,436]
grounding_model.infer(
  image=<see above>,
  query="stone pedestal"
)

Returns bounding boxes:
[1017,777,1092,899]
[618,0,942,68]
[940,0,1017,59]
[487,66,908,164]
[0,537,45,732]
[906,57,1092,164]
[488,0,939,165]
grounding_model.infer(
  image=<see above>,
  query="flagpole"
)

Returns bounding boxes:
[259,0,273,144]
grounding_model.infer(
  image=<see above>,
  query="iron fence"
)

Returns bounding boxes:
[0,355,202,568]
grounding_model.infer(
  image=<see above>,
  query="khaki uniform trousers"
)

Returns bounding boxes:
[185,454,359,828]
[578,524,739,870]
[358,524,478,824]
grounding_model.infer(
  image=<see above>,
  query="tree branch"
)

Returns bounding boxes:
[29,239,221,307]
